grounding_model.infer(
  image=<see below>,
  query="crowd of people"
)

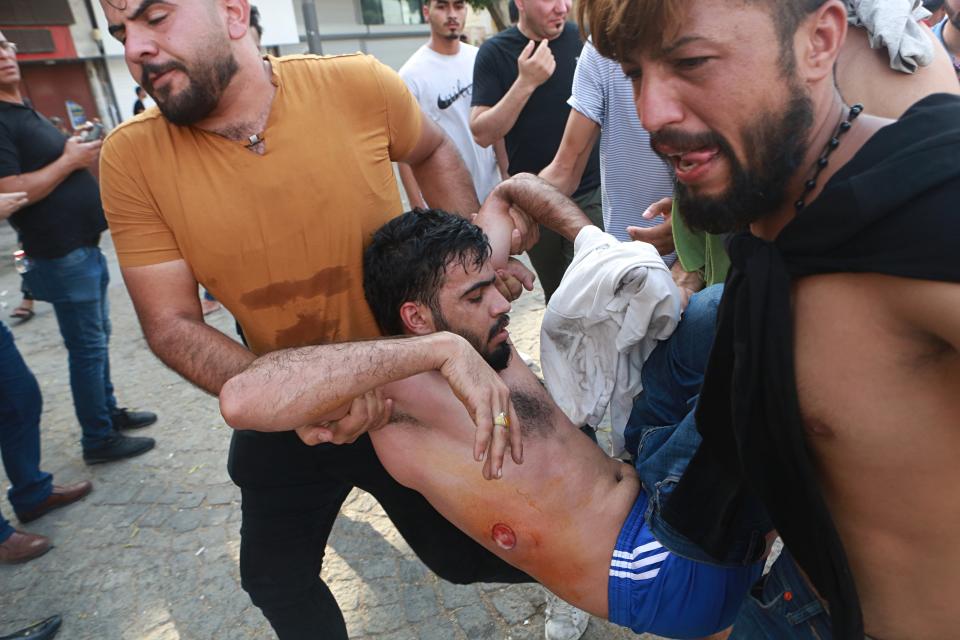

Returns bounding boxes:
[2,0,959,639]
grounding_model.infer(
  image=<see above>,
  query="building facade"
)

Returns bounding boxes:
[5,0,497,128]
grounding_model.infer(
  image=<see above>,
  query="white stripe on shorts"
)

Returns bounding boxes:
[609,567,661,581]
[612,539,663,560]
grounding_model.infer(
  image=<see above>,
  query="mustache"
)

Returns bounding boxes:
[488,314,510,341]
[141,60,189,91]
[650,128,726,156]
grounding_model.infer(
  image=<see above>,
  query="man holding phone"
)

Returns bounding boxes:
[0,31,158,464]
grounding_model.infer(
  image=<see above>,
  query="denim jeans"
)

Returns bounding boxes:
[730,547,833,639]
[0,322,52,542]
[22,246,118,449]
[625,284,770,567]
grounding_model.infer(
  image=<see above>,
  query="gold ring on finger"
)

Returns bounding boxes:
[493,412,510,429]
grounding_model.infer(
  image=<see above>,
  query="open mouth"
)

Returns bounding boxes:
[662,146,721,182]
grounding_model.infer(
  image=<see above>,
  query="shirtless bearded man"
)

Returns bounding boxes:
[220,208,762,638]
[491,0,960,638]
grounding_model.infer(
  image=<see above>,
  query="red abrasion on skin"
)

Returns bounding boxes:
[491,523,516,550]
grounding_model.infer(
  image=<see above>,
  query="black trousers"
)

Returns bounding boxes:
[228,430,531,639]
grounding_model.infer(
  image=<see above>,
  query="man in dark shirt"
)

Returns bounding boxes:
[132,86,147,115]
[0,32,156,464]
[470,0,602,302]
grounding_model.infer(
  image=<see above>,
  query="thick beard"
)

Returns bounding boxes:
[671,91,814,235]
[144,48,239,127]
[434,310,512,372]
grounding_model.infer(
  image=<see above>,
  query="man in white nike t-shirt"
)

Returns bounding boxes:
[398,0,505,206]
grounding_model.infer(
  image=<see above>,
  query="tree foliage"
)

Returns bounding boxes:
[466,0,509,32]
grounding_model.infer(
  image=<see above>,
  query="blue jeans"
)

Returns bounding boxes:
[730,548,832,639]
[625,284,769,567]
[22,246,118,450]
[0,322,52,542]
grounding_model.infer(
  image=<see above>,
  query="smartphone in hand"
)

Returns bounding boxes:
[79,122,104,142]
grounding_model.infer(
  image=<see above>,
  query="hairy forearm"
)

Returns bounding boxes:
[0,156,76,205]
[471,80,536,148]
[411,136,479,215]
[493,173,592,242]
[398,162,427,209]
[220,332,459,431]
[142,315,256,397]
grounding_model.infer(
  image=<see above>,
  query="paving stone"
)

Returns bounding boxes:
[361,577,403,607]
[354,555,398,581]
[403,584,440,623]
[174,491,206,509]
[205,485,238,505]
[94,483,141,505]
[490,587,538,624]
[116,503,151,527]
[379,626,419,640]
[416,618,464,640]
[166,509,203,533]
[362,602,407,634]
[137,505,171,528]
[454,603,496,638]
[440,581,480,609]
[135,484,167,504]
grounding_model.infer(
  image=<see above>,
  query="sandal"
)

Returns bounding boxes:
[9,306,35,323]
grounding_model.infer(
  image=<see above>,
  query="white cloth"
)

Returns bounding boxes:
[540,226,681,456]
[846,0,934,72]
[399,44,500,202]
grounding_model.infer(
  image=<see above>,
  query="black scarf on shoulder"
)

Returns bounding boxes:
[661,93,960,639]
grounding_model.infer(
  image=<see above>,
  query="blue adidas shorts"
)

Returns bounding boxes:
[608,490,762,638]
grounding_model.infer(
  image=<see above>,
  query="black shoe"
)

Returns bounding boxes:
[111,407,157,431]
[0,614,62,640]
[83,434,155,465]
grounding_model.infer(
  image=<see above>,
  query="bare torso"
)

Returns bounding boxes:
[793,273,960,639]
[369,349,639,617]
[836,26,960,120]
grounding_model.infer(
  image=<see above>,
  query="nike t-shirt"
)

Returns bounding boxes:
[399,43,500,202]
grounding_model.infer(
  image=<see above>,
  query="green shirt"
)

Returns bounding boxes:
[671,199,730,287]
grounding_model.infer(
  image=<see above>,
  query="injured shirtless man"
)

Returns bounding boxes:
[219,208,762,638]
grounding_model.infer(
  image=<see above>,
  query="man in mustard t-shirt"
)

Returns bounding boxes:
[98,1,529,637]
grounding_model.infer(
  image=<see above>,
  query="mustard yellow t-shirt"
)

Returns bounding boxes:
[100,54,422,354]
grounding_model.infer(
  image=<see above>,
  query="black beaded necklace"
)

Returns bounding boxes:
[794,102,863,211]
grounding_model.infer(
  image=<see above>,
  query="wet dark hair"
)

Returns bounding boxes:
[363,209,491,336]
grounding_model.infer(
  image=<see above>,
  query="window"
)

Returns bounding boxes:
[360,0,424,26]
[9,29,56,54]
[0,0,74,26]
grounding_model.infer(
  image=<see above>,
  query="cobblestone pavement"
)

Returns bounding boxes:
[0,223,657,640]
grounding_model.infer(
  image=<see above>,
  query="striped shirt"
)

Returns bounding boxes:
[568,41,675,243]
